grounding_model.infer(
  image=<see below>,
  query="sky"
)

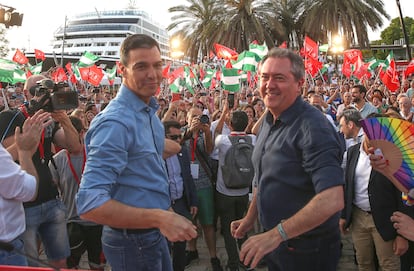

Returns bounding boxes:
[2,0,414,55]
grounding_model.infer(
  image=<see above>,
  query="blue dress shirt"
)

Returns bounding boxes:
[76,85,170,215]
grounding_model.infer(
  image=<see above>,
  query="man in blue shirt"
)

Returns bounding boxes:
[231,48,345,270]
[76,34,197,271]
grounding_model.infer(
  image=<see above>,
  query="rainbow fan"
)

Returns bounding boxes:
[360,117,414,204]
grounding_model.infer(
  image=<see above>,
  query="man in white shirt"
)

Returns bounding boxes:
[0,109,51,266]
[215,110,256,271]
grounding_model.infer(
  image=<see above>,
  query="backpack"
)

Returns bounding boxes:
[221,135,254,189]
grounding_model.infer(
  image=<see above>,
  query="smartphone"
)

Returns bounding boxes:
[228,93,235,108]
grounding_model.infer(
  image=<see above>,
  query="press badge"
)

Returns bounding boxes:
[190,163,199,179]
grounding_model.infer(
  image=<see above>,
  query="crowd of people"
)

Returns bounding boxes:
[1,33,414,271]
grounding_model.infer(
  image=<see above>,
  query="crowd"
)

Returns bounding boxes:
[1,34,414,271]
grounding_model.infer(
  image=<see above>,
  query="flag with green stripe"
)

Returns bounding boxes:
[222,68,241,92]
[232,51,261,72]
[78,51,100,67]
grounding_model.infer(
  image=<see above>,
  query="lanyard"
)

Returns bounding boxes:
[66,147,86,185]
[20,105,46,162]
[191,133,199,162]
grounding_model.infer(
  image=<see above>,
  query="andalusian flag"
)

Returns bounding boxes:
[28,62,43,74]
[249,42,268,59]
[184,66,196,94]
[78,51,100,67]
[169,77,183,93]
[106,66,117,80]
[0,58,26,84]
[222,68,241,92]
[232,51,261,72]
[202,68,216,88]
[366,57,380,72]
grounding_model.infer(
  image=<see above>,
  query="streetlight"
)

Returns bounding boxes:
[170,37,184,68]
[330,35,344,74]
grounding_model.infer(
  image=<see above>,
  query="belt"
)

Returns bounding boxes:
[110,227,157,234]
[354,205,371,214]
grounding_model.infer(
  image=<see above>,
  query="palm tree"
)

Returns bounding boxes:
[302,0,389,48]
[208,0,284,52]
[167,0,221,62]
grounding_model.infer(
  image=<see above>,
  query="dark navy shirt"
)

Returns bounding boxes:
[252,96,344,236]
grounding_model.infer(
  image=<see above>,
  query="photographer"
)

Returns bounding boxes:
[1,74,82,268]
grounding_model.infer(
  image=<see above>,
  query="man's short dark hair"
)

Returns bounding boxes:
[120,34,161,66]
[339,108,362,127]
[0,109,25,142]
[163,120,181,135]
[352,84,368,97]
[230,110,248,132]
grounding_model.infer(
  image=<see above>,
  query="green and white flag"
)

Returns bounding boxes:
[78,51,100,67]
[0,58,26,84]
[320,63,330,74]
[202,68,216,88]
[232,51,261,72]
[222,68,240,92]
[29,62,43,74]
[169,77,183,93]
[366,57,380,71]
[249,42,268,59]
[184,66,196,94]
[105,66,117,80]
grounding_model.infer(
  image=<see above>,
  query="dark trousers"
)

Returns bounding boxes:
[170,197,191,271]
[264,229,341,271]
[66,222,103,269]
[216,191,249,269]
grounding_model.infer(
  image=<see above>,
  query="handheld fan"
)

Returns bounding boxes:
[360,117,414,205]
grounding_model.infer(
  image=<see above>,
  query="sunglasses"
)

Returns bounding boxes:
[167,134,182,140]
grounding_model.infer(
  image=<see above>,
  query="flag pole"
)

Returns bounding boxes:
[1,89,9,110]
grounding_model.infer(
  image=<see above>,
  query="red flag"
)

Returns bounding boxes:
[87,65,104,86]
[279,41,287,48]
[353,57,371,80]
[214,43,238,60]
[26,70,33,79]
[225,60,232,68]
[251,40,259,45]
[304,57,322,77]
[162,63,171,78]
[34,49,46,61]
[51,67,68,82]
[79,67,90,81]
[404,59,414,78]
[199,67,206,80]
[380,59,400,92]
[209,51,215,59]
[116,61,122,76]
[12,49,29,64]
[342,49,363,78]
[171,93,181,102]
[303,36,318,60]
[168,66,184,84]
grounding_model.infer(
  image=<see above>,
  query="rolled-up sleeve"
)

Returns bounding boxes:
[76,120,130,215]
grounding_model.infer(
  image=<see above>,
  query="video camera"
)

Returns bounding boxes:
[29,79,79,113]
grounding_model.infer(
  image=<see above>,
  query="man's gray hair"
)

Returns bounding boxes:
[261,48,305,81]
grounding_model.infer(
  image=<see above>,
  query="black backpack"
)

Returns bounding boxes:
[221,135,254,189]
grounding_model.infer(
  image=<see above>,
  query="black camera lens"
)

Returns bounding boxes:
[200,114,209,124]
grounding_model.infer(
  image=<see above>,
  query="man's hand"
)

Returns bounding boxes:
[15,110,52,155]
[391,211,414,242]
[339,218,349,235]
[239,229,281,269]
[159,211,198,242]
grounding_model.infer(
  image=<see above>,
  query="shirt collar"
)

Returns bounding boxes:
[265,96,305,125]
[117,84,159,114]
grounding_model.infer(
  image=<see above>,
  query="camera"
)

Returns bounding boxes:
[29,79,79,113]
[200,114,209,124]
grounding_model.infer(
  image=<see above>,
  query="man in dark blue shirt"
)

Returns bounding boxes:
[231,48,345,270]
